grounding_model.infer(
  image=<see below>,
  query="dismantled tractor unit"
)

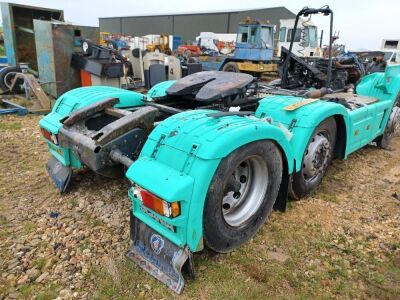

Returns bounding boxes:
[39,6,400,294]
[40,65,400,292]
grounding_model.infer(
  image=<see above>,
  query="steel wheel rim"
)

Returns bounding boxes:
[4,72,18,90]
[222,155,269,227]
[302,133,331,183]
[82,41,89,53]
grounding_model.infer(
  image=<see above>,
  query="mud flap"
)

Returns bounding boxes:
[45,157,72,193]
[127,216,192,294]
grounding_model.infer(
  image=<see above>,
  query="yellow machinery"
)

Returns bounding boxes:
[99,31,111,46]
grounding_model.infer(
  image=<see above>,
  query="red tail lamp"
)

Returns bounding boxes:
[135,187,180,218]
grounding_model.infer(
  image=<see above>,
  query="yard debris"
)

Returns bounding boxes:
[49,211,60,218]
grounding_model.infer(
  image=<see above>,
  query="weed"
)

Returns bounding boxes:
[69,198,78,207]
[34,257,48,271]
[78,241,90,251]
[36,284,58,300]
[0,122,22,130]
[22,221,36,234]
[18,283,35,298]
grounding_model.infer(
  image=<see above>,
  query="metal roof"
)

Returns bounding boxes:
[99,6,295,19]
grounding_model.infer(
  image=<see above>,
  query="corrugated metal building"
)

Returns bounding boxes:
[99,7,296,42]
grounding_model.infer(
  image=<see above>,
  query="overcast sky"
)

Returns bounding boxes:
[3,0,399,50]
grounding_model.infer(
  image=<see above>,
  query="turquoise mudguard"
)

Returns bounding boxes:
[147,80,176,99]
[126,109,294,252]
[39,86,145,167]
[255,95,350,170]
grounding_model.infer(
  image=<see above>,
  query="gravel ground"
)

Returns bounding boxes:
[0,114,399,299]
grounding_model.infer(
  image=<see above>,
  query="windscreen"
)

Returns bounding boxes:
[237,26,249,43]
[260,26,273,48]
[287,29,301,42]
[383,51,393,61]
[307,26,318,48]
[279,27,286,42]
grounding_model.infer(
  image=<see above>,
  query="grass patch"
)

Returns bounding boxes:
[36,284,58,300]
[69,198,78,207]
[0,228,7,239]
[22,221,36,234]
[34,257,48,271]
[0,122,22,130]
[18,283,35,298]
[90,218,103,227]
[0,214,7,226]
[78,240,91,251]
[0,286,9,298]
[320,192,340,203]
[91,257,170,299]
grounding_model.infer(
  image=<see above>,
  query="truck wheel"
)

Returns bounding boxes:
[81,40,93,56]
[203,140,283,253]
[290,117,337,199]
[0,66,24,93]
[222,62,240,73]
[376,96,400,149]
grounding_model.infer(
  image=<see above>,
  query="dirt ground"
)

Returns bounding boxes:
[0,114,399,299]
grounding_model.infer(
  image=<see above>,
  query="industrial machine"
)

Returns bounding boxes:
[33,20,99,97]
[39,6,400,294]
[199,19,278,75]
[99,31,111,46]
[99,32,130,50]
[1,2,64,73]
[71,39,132,88]
[0,2,99,97]
[276,18,322,58]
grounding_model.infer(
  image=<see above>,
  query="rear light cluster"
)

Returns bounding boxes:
[134,186,180,218]
[40,127,58,145]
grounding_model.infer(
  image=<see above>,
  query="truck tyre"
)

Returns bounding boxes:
[290,117,337,199]
[376,95,400,149]
[81,40,93,56]
[0,66,24,93]
[222,62,240,73]
[203,140,283,253]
